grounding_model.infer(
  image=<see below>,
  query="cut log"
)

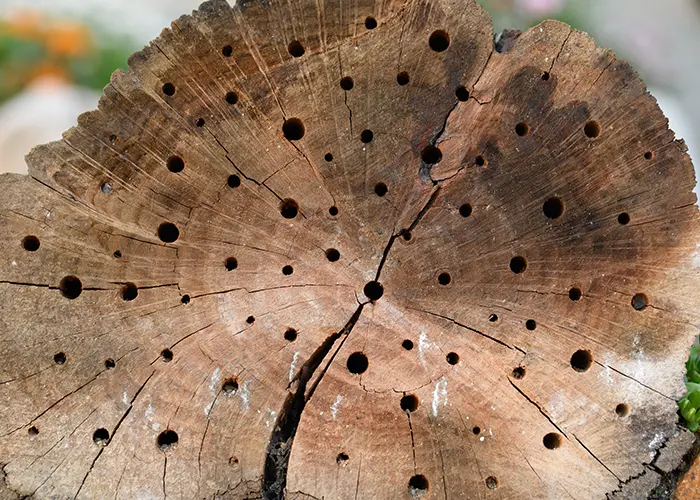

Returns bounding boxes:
[0,0,698,498]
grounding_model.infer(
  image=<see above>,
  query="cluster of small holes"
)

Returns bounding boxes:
[280,199,299,219]
[400,394,420,412]
[288,40,305,58]
[284,328,298,342]
[402,339,414,350]
[525,319,537,331]
[364,281,384,301]
[222,379,239,395]
[158,223,180,243]
[60,276,82,299]
[282,265,294,276]
[360,130,374,143]
[93,428,109,447]
[225,257,238,271]
[161,349,174,363]
[374,182,388,197]
[22,236,40,252]
[121,283,138,301]
[397,72,410,86]
[446,352,460,365]
[225,91,239,105]
[615,403,631,418]
[364,17,377,30]
[428,30,450,52]
[421,146,442,165]
[326,249,340,262]
[337,452,350,466]
[569,287,582,301]
[157,430,179,452]
[437,272,452,286]
[509,256,528,274]
[54,352,66,365]
[104,358,116,369]
[511,366,526,379]
[543,433,562,450]
[459,203,473,218]
[282,118,305,141]
[347,352,369,374]
[584,120,601,138]
[631,293,648,311]
[456,86,470,101]
[570,349,592,372]
[340,77,354,91]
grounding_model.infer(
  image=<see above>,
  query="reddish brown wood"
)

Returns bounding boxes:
[0,0,699,498]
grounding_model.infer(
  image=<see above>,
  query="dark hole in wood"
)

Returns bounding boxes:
[225,91,239,105]
[93,428,109,446]
[631,293,648,311]
[121,283,138,301]
[196,118,206,127]
[543,433,562,449]
[228,174,241,188]
[397,72,410,86]
[167,155,185,173]
[222,45,233,57]
[489,314,498,322]
[288,40,305,58]
[421,145,443,164]
[280,199,299,219]
[364,16,377,29]
[512,367,526,379]
[22,235,40,252]
[456,86,470,101]
[526,319,536,331]
[401,394,419,412]
[402,339,414,350]
[459,203,473,217]
[347,352,369,374]
[438,272,452,286]
[282,118,305,141]
[571,349,592,372]
[541,71,550,81]
[616,403,631,417]
[569,287,582,301]
[162,83,175,96]
[104,358,116,369]
[60,276,82,299]
[223,379,239,394]
[472,426,480,435]
[113,250,122,259]
[618,212,630,225]
[284,328,298,342]
[336,452,349,466]
[364,281,384,300]
[515,122,530,136]
[326,249,340,262]
[28,426,39,436]
[509,256,528,274]
[329,206,339,216]
[486,476,499,489]
[282,265,294,276]
[475,155,487,167]
[543,197,565,219]
[446,352,460,365]
[161,349,173,362]
[584,120,601,138]
[360,129,374,143]
[644,151,654,160]
[429,30,450,52]
[225,257,238,271]
[246,316,255,324]
[157,430,178,451]
[158,223,180,243]
[374,182,388,197]
[54,352,66,365]
[409,474,429,492]
[325,153,333,162]
[181,295,191,304]
[340,77,354,91]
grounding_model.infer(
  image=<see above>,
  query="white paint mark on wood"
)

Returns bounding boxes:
[289,352,300,382]
[431,377,448,417]
[331,395,343,419]
[238,380,251,411]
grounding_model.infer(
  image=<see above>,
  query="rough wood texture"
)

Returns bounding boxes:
[0,0,698,498]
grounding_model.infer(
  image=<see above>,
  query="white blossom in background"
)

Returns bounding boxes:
[514,0,565,16]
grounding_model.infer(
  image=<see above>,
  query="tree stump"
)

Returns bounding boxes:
[1,0,699,498]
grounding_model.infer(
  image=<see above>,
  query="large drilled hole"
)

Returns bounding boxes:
[644,151,654,160]
[161,349,174,362]
[456,86,470,101]
[584,120,601,138]
[181,295,191,304]
[104,358,116,369]
[167,156,185,173]
[225,91,239,105]
[121,283,138,301]
[397,72,410,86]
[618,212,631,225]
[225,257,238,271]
[329,206,339,216]
[364,281,384,301]
[282,265,294,276]
[401,394,420,412]
[364,16,377,29]
[485,476,499,489]
[525,319,537,331]
[615,403,631,418]
[472,426,481,435]
[196,118,206,127]
[288,40,305,58]
[402,339,414,351]
[162,83,175,96]
[543,433,562,450]
[571,349,592,372]
[60,276,82,299]
[515,122,530,136]
[280,199,299,219]
[438,272,452,286]
[246,316,255,324]
[569,287,582,301]
[282,118,305,141]
[222,45,233,57]
[93,428,110,446]
[22,235,40,252]
[409,475,429,494]
[54,352,66,365]
[324,153,333,162]
[459,203,473,218]
[337,452,350,466]
[511,366,526,379]
[475,155,487,167]
[284,328,298,342]
[157,430,179,452]
[374,182,388,197]
[509,256,528,274]
[347,352,369,374]
[228,174,241,188]
[446,352,460,365]
[543,197,565,219]
[421,145,443,164]
[631,293,648,311]
[489,314,498,322]
[158,223,179,243]
[360,129,374,143]
[28,426,39,436]
[340,77,354,91]
[429,30,450,52]
[222,379,239,395]
[326,249,340,262]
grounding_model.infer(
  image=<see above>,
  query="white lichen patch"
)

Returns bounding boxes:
[238,380,251,411]
[431,377,448,417]
[331,395,343,419]
[289,352,300,382]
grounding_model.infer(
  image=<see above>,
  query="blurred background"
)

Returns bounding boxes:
[0,0,699,182]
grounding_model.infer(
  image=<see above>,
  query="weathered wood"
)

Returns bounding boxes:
[0,0,698,498]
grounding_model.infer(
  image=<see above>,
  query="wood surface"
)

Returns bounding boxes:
[0,0,699,498]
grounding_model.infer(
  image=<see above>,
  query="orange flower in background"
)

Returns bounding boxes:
[4,10,44,39]
[46,22,92,57]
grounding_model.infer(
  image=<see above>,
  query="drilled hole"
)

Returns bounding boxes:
[584,120,600,138]
[364,281,384,301]
[181,295,191,304]
[158,223,179,243]
[223,378,239,395]
[28,426,39,436]
[246,316,255,324]
[282,118,305,141]
[401,230,412,242]
[475,155,487,167]
[401,394,420,412]
[485,476,499,489]
[615,403,631,418]
[325,153,333,162]
[472,426,481,435]
[511,366,526,379]
[121,283,138,301]
[225,257,238,271]
[101,183,113,194]
[326,248,340,262]
[288,40,305,58]
[282,265,294,276]
[569,287,582,301]
[428,29,450,52]
[570,349,592,372]
[222,45,233,57]
[54,352,66,365]
[162,83,175,96]
[631,293,648,311]
[525,319,536,331]
[489,314,498,322]
[402,339,414,351]
[329,206,339,216]
[93,428,109,446]
[157,430,179,452]
[644,151,654,160]
[196,118,206,128]
[161,349,174,362]
[409,475,429,494]
[337,452,349,466]
[543,433,562,450]
[167,156,185,173]
[60,276,82,299]
[340,77,354,91]
[280,199,300,219]
[284,328,298,342]
[347,352,369,374]
[509,256,528,274]
[225,91,239,105]
[543,197,565,219]
[109,134,118,144]
[541,71,550,81]
[364,16,377,29]
[618,212,630,225]
[515,122,530,136]
[459,203,473,218]
[104,358,116,369]
[228,174,241,188]
[113,250,122,259]
[446,352,460,365]
[456,86,470,101]
[22,235,40,252]
[438,272,451,286]
[374,182,388,197]
[397,72,410,86]
[360,129,374,143]
[421,145,443,164]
